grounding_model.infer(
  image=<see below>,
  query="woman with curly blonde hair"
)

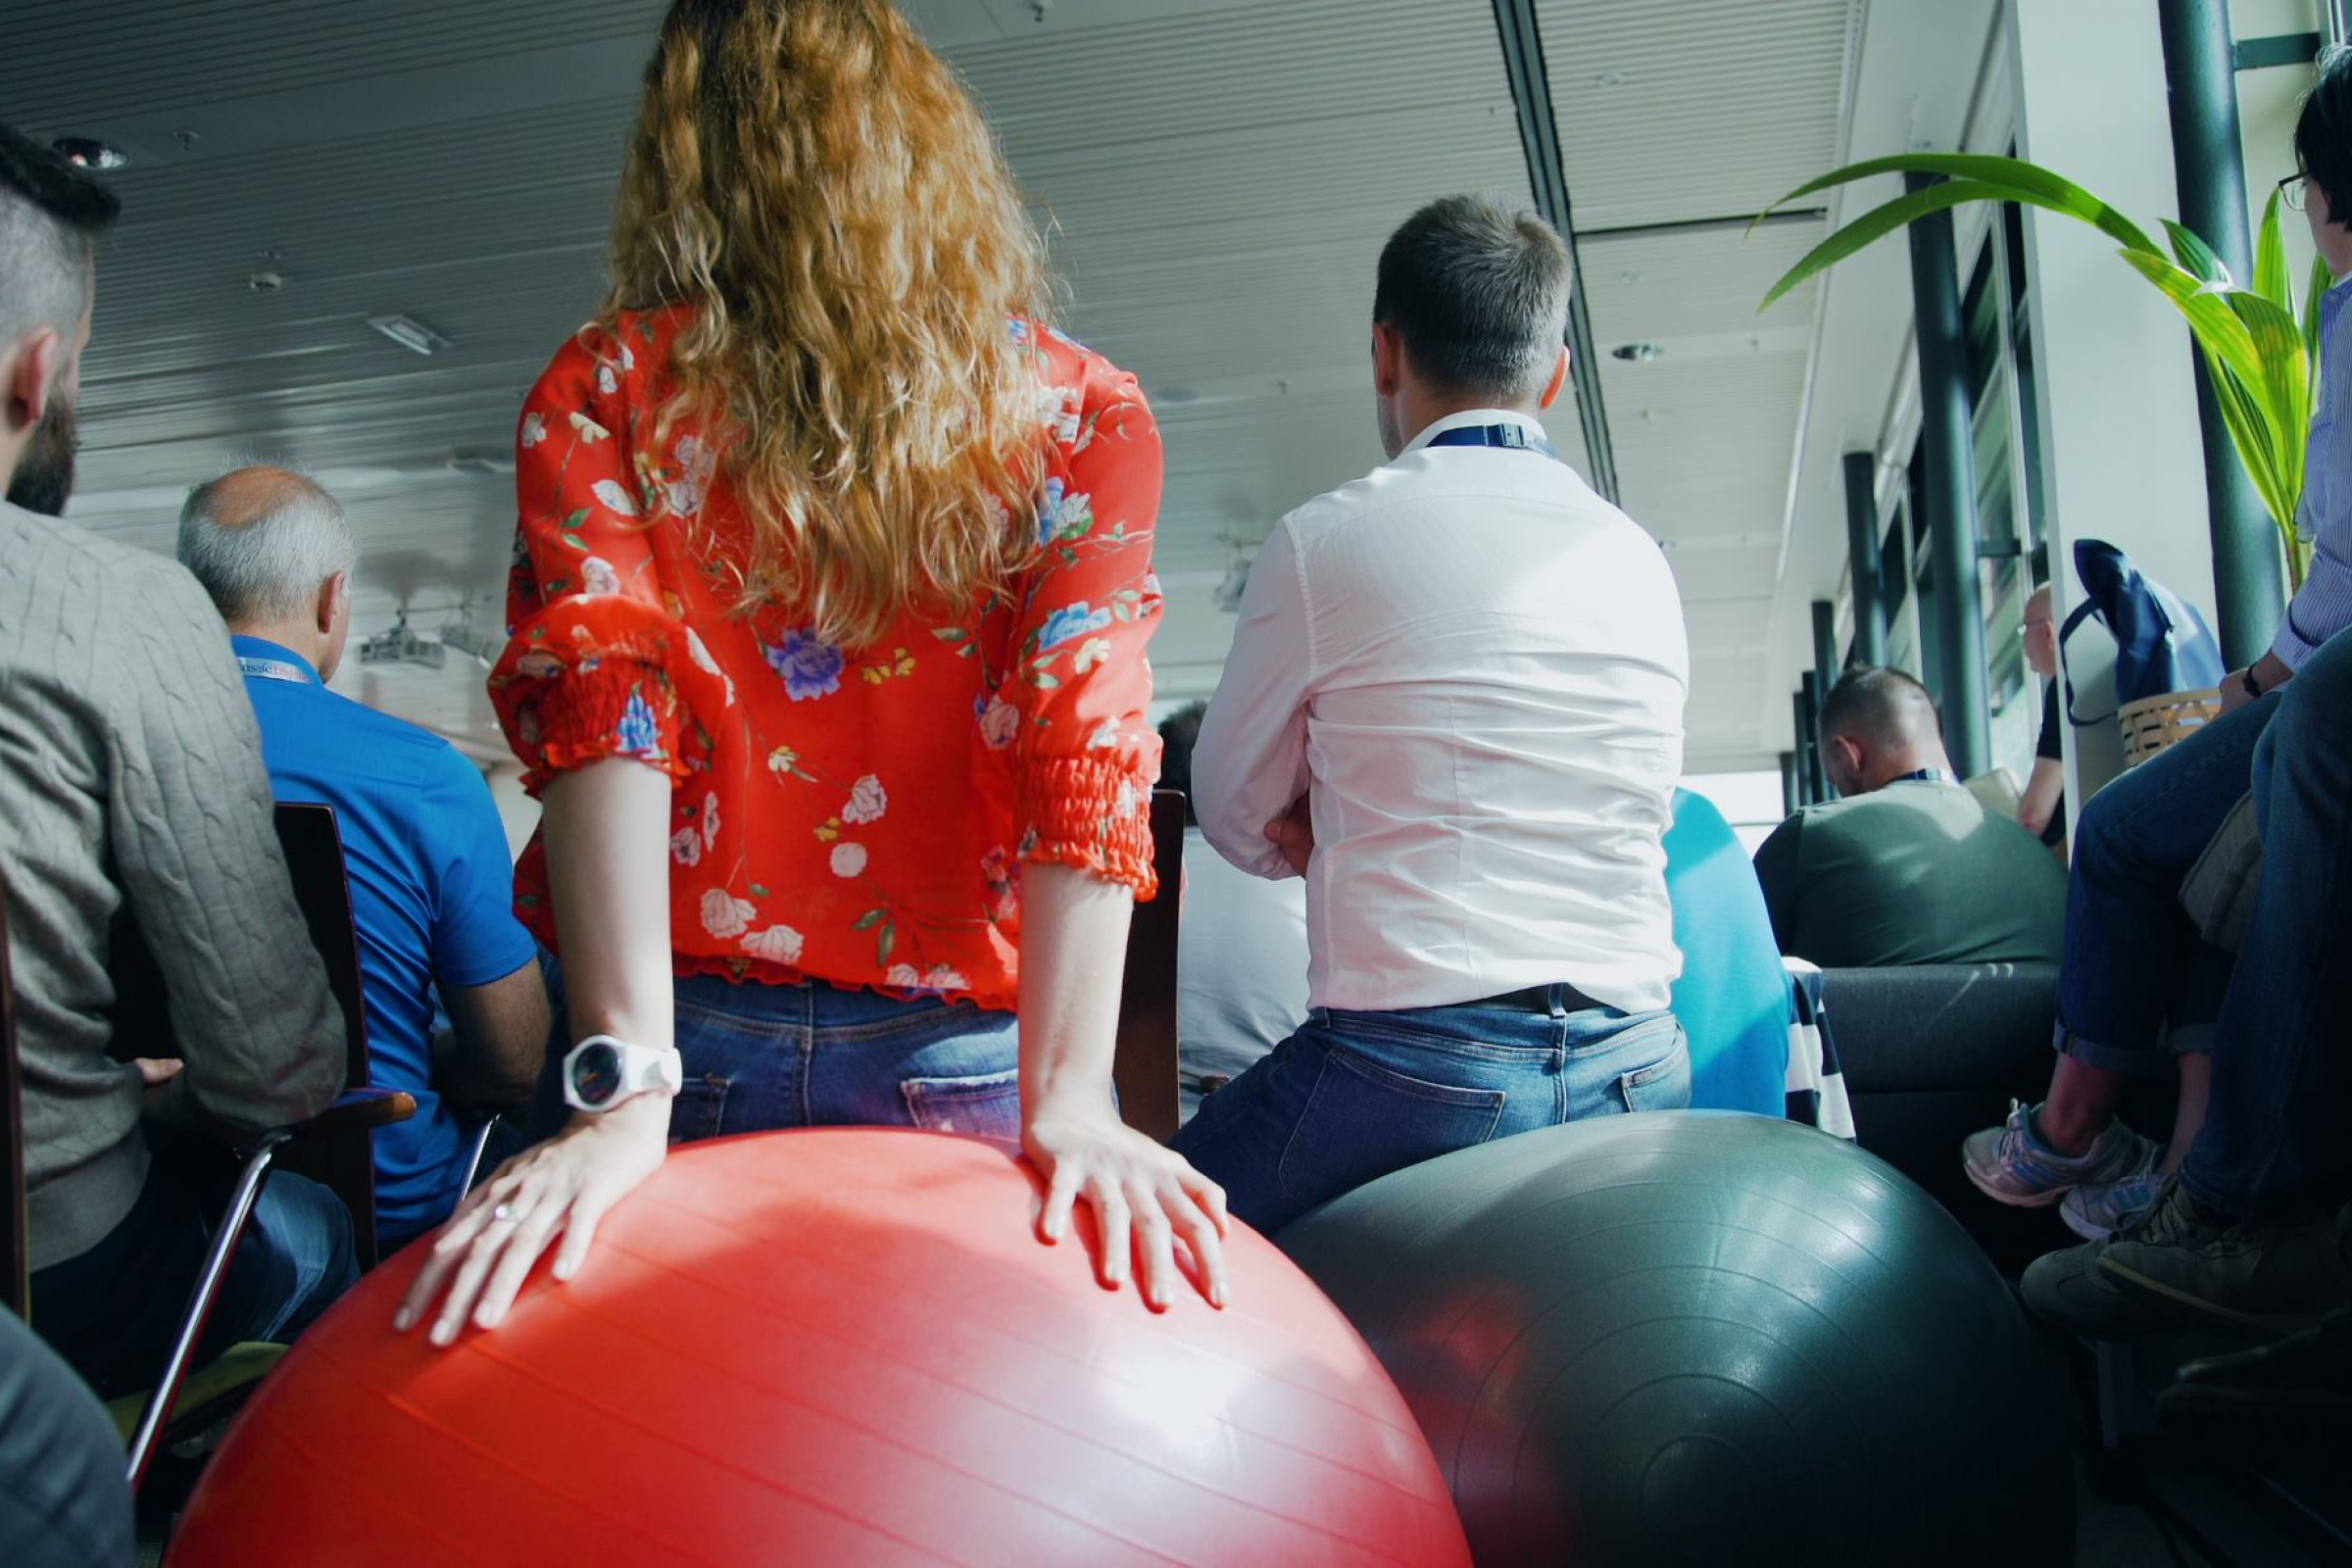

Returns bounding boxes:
[398,0,1226,1339]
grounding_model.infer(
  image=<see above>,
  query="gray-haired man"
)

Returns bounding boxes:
[178,467,551,1250]
[1175,195,1692,1231]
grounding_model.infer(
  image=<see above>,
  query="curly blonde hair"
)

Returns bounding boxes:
[606,0,1052,648]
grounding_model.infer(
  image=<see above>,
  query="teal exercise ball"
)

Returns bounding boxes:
[1277,1112,2073,1567]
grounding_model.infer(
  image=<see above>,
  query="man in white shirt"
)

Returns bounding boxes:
[1174,195,1691,1232]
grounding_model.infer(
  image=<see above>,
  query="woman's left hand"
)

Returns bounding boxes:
[1026,1102,1230,1311]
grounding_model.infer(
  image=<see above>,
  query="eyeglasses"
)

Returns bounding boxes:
[2279,172,2309,212]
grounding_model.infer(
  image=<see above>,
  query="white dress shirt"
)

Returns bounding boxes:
[1193,408,1689,1013]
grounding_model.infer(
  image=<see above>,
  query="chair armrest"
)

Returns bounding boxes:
[288,1087,416,1140]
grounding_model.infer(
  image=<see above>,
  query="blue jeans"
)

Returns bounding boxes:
[2055,689,2278,1071]
[28,1153,358,1399]
[530,969,1024,1146]
[1171,987,1689,1234]
[664,975,1022,1142]
[2180,631,2352,1215]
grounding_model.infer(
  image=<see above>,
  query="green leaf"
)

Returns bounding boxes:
[1755,152,2160,254]
[851,907,885,932]
[2161,220,2231,285]
[2254,189,2293,315]
[876,920,896,967]
[561,532,586,551]
[749,882,770,899]
[1764,179,2014,311]
[2204,344,2295,528]
[2304,252,2331,381]
[2112,249,2269,394]
[563,509,591,531]
[931,626,968,643]
[1031,671,1061,690]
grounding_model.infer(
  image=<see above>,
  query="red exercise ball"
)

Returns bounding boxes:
[168,1128,1470,1567]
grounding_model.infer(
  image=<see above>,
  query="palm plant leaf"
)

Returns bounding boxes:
[2112,248,2270,396]
[2204,350,2294,525]
[1761,179,2017,310]
[2253,190,2293,314]
[2162,220,2231,285]
[1756,152,2160,254]
[2304,253,2331,379]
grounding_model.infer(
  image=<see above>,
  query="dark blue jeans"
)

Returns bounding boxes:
[28,1153,358,1400]
[2055,689,2277,1071]
[1171,987,1688,1233]
[2180,630,2352,1216]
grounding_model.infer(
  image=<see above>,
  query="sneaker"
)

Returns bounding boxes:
[2059,1163,2169,1242]
[2020,1236,2199,1338]
[1961,1102,2158,1208]
[2097,1182,2352,1335]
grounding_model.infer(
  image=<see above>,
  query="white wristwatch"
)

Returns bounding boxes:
[562,1034,684,1113]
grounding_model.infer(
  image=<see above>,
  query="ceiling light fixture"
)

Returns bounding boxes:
[1611,342,1664,363]
[51,136,127,171]
[366,313,451,357]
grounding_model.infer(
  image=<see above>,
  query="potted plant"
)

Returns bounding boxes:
[1757,151,2325,590]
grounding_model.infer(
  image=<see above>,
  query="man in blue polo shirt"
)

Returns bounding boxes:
[177,466,550,1249]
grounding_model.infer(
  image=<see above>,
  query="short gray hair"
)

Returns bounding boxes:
[1372,195,1573,400]
[176,466,358,623]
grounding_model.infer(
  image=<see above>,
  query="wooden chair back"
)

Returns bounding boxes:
[1,872,27,1317]
[1113,790,1186,1143]
[105,803,383,1267]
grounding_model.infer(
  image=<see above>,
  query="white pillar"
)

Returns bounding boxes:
[2009,0,2224,805]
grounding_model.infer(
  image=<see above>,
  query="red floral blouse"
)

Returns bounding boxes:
[490,310,1164,1009]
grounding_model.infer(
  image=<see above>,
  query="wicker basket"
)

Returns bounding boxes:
[2119,687,2222,768]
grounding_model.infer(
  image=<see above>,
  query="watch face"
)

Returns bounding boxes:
[570,1040,623,1108]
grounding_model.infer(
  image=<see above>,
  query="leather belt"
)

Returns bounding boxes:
[1461,982,1607,1014]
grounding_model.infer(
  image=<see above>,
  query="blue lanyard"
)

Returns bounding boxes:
[237,656,315,686]
[1426,422,1559,460]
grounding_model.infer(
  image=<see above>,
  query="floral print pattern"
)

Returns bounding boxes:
[490,307,1164,1007]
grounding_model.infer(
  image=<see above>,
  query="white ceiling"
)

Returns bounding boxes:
[6,0,1857,770]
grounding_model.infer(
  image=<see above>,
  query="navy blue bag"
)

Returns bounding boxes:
[2059,538,2226,723]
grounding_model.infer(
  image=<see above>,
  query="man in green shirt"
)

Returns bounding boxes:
[1752,667,2066,967]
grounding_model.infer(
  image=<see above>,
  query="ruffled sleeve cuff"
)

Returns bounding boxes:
[1016,756,1159,901]
[492,596,730,795]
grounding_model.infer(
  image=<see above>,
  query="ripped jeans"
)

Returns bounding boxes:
[532,963,1021,1146]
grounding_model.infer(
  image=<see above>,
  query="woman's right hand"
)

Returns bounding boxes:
[394,1093,670,1346]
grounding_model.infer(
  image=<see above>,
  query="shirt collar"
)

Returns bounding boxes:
[1401,408,1552,457]
[230,634,321,685]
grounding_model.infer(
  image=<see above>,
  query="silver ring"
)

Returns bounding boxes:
[490,1202,517,1224]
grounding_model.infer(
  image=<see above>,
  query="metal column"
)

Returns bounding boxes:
[1841,450,1888,666]
[2160,0,2286,666]
[1795,679,1828,803]
[1810,598,1840,689]
[1904,172,1992,779]
[1491,0,1618,503]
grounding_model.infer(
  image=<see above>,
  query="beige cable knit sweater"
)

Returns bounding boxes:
[0,498,344,1269]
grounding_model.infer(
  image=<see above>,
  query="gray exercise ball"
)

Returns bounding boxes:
[1277,1111,2072,1567]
